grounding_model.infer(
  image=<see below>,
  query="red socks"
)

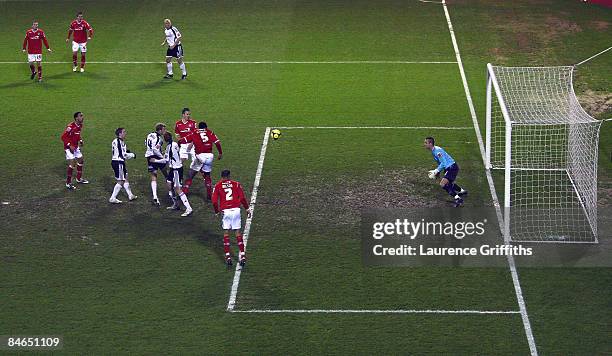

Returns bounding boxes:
[37,65,42,80]
[76,163,83,180]
[204,174,212,199]
[29,64,35,74]
[223,234,231,259]
[72,54,78,67]
[80,53,86,68]
[66,166,74,184]
[236,234,245,256]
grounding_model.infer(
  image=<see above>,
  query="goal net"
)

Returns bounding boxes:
[485,64,603,243]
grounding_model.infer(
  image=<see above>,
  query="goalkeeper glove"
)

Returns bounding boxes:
[126,152,136,160]
[428,169,439,179]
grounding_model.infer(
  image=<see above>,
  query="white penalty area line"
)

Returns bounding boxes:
[442,1,538,355]
[227,127,271,312]
[231,309,520,314]
[275,126,473,130]
[0,60,457,64]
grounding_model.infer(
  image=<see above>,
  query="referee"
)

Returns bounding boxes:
[424,137,467,207]
[161,18,187,80]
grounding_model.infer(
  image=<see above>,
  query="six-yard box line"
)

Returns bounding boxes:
[226,124,521,317]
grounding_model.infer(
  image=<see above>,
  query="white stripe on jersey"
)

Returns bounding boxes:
[164,141,182,169]
[112,138,128,161]
[145,132,163,158]
[164,26,181,47]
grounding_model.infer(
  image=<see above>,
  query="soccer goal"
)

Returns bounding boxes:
[485,64,603,243]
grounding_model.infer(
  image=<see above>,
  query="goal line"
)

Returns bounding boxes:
[231,309,520,314]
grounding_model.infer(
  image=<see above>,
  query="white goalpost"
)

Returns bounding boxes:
[485,64,603,243]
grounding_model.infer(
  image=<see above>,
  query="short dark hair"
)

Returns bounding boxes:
[155,123,166,132]
[198,122,207,129]
[181,107,190,115]
[221,170,230,178]
[425,137,435,145]
[163,132,172,142]
[115,127,124,137]
[73,111,82,119]
[77,11,83,16]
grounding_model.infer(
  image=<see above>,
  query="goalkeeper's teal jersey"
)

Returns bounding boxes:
[431,146,456,172]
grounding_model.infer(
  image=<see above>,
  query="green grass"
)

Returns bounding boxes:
[0,0,610,354]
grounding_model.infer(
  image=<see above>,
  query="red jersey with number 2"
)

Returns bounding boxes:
[212,179,249,212]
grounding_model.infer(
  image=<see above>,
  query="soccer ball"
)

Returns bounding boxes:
[270,129,281,140]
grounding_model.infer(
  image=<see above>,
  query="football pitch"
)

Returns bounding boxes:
[1,0,611,354]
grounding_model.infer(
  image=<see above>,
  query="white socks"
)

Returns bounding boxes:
[179,62,186,75]
[151,181,158,200]
[124,182,134,199]
[111,183,122,199]
[166,62,173,75]
[178,192,191,210]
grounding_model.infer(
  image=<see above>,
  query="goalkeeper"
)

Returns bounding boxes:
[424,137,467,207]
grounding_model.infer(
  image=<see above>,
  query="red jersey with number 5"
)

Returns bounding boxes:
[179,129,221,154]
[212,179,249,212]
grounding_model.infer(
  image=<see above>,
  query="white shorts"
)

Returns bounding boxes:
[72,41,87,53]
[179,144,195,160]
[27,54,42,62]
[65,147,83,160]
[190,153,214,173]
[222,208,242,230]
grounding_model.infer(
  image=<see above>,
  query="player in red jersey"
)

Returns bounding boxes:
[61,112,89,190]
[22,21,52,82]
[212,170,251,267]
[66,11,93,73]
[179,121,222,199]
[174,108,197,162]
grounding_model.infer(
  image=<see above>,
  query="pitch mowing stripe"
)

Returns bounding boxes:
[442,1,538,355]
[275,126,473,130]
[232,309,521,314]
[0,60,458,64]
[227,127,271,311]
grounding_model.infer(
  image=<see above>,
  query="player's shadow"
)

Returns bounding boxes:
[0,80,55,90]
[137,79,202,90]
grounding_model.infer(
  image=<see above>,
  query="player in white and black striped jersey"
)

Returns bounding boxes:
[163,132,193,217]
[161,19,187,80]
[145,123,168,206]
[109,128,137,204]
